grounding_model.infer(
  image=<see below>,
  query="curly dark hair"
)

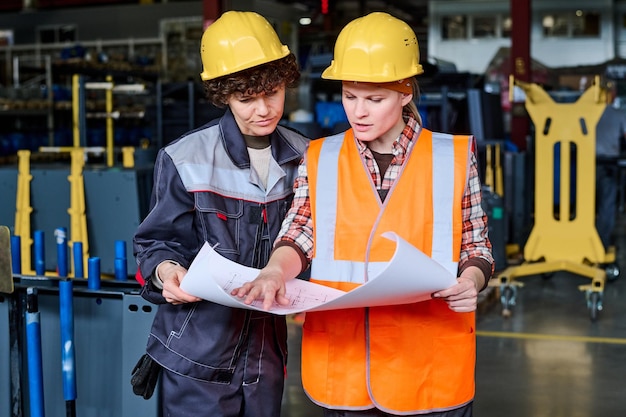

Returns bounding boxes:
[203,53,300,108]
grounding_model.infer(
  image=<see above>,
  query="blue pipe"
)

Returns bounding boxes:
[73,242,84,279]
[34,230,45,276]
[88,257,101,290]
[114,240,127,281]
[55,227,68,277]
[26,287,45,417]
[59,279,77,403]
[11,235,21,274]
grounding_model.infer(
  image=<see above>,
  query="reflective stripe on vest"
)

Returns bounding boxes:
[313,133,388,283]
[302,128,476,413]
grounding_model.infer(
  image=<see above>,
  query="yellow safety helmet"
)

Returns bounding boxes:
[322,12,424,82]
[200,11,290,81]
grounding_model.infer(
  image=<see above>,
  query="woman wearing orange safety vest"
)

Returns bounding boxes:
[234,12,494,417]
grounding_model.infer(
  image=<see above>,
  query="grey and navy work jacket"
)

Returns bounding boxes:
[133,108,308,382]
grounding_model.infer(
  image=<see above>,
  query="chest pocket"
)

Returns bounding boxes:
[194,191,244,255]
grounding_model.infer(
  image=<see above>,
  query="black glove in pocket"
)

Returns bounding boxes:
[131,353,162,399]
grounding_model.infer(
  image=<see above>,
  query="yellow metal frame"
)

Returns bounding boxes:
[484,142,504,197]
[74,74,116,167]
[14,150,33,274]
[105,75,114,167]
[72,74,81,148]
[122,146,135,168]
[13,148,91,277]
[67,148,90,275]
[12,75,139,278]
[497,77,610,300]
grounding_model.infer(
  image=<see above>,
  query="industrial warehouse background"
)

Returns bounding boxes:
[1,1,626,416]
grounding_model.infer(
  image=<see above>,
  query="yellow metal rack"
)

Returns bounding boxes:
[494,76,616,321]
[14,150,33,275]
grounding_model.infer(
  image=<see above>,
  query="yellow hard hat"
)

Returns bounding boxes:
[322,12,424,82]
[200,11,290,81]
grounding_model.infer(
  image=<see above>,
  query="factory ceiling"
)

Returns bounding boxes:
[281,0,430,28]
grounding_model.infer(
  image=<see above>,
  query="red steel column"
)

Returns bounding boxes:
[510,0,531,151]
[203,0,223,29]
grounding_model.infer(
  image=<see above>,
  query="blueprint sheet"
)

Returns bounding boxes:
[180,232,457,314]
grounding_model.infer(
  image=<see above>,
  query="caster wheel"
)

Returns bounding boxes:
[605,263,620,282]
[588,292,601,322]
[500,286,516,317]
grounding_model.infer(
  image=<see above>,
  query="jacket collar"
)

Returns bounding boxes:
[219,107,303,169]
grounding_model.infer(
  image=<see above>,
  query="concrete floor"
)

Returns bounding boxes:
[281,221,626,417]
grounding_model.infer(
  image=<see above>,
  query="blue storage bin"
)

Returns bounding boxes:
[315,101,348,129]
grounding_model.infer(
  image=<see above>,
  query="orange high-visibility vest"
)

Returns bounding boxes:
[302,128,476,414]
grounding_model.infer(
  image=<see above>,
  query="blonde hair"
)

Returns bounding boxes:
[404,78,422,126]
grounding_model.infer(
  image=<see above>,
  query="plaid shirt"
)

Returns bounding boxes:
[275,114,494,279]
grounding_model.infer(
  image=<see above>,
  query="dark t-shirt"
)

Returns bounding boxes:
[370,149,394,202]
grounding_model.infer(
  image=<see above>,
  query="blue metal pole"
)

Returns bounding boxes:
[55,227,68,278]
[114,240,127,281]
[34,230,45,276]
[26,287,45,417]
[73,242,84,279]
[11,235,21,275]
[59,279,77,416]
[88,257,101,290]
